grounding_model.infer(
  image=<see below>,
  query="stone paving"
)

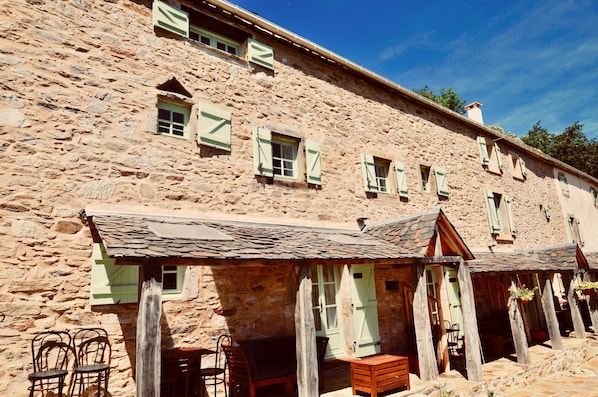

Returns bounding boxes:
[320,336,598,397]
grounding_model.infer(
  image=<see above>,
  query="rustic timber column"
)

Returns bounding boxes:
[295,264,318,397]
[539,276,563,350]
[136,265,163,397]
[413,262,438,381]
[582,274,598,332]
[508,278,530,364]
[567,278,587,339]
[456,259,483,381]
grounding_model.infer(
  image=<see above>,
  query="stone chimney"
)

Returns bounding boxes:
[465,102,484,125]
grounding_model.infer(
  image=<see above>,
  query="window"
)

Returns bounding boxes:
[153,1,274,70]
[434,167,450,197]
[253,127,321,185]
[558,172,570,196]
[476,136,503,174]
[567,215,585,246]
[157,100,190,139]
[163,265,184,295]
[420,165,431,192]
[511,155,527,181]
[361,154,408,195]
[484,190,516,239]
[591,187,598,208]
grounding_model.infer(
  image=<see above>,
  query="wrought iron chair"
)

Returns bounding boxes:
[70,328,111,397]
[198,334,232,397]
[28,330,74,397]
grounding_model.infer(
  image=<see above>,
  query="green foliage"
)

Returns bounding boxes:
[415,86,467,115]
[521,121,598,178]
[508,284,537,301]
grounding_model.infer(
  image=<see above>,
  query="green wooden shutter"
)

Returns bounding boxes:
[520,158,527,179]
[198,103,231,151]
[476,136,490,166]
[494,143,504,173]
[394,161,408,198]
[253,127,273,177]
[576,218,585,246]
[152,0,189,37]
[505,195,517,236]
[305,139,322,185]
[484,190,502,233]
[558,173,570,195]
[361,153,378,193]
[434,166,450,197]
[247,38,274,70]
[351,264,381,357]
[90,243,139,305]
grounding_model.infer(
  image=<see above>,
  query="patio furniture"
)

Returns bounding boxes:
[28,330,73,397]
[198,334,232,397]
[350,354,409,397]
[70,328,111,397]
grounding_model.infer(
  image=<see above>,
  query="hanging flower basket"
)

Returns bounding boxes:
[573,281,598,296]
[509,284,537,303]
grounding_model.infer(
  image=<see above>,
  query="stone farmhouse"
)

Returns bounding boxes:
[2,0,598,396]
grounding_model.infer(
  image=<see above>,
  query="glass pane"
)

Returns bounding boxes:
[189,31,199,41]
[312,266,319,284]
[158,121,170,134]
[326,307,337,329]
[313,309,322,332]
[312,284,319,306]
[282,144,293,159]
[163,273,177,290]
[324,284,336,305]
[323,266,334,282]
[272,142,281,157]
[273,159,282,175]
[200,35,210,45]
[216,41,226,51]
[172,124,184,136]
[172,111,184,124]
[158,108,170,120]
[227,46,237,55]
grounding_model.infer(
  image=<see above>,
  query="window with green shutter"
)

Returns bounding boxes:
[153,0,189,37]
[198,103,231,151]
[434,166,450,197]
[361,154,391,194]
[567,216,585,246]
[476,136,503,174]
[558,172,570,196]
[394,162,409,198]
[247,38,274,70]
[511,155,527,181]
[253,127,273,177]
[305,139,322,185]
[484,190,516,239]
[157,100,190,139]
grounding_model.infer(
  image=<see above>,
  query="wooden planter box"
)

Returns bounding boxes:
[350,354,409,397]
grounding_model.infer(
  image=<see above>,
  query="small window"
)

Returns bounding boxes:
[189,26,241,56]
[420,165,431,192]
[361,154,391,194]
[476,136,503,174]
[374,159,391,193]
[484,190,516,239]
[591,187,598,208]
[511,155,527,181]
[567,215,585,246]
[163,266,184,295]
[272,136,299,179]
[157,100,190,139]
[558,172,570,196]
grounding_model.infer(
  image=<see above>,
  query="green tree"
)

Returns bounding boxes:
[521,121,553,153]
[415,86,467,115]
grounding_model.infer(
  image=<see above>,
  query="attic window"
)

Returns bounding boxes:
[147,222,233,240]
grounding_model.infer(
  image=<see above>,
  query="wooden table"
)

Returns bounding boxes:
[350,354,409,397]
[162,346,215,397]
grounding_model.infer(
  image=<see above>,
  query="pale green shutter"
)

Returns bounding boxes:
[558,173,570,195]
[247,38,274,70]
[361,153,378,192]
[253,127,273,176]
[305,139,322,185]
[152,0,189,37]
[198,103,231,151]
[90,243,139,305]
[505,195,517,236]
[434,166,450,197]
[494,143,504,173]
[351,264,381,357]
[476,137,490,166]
[394,161,408,198]
[576,219,585,246]
[520,158,527,179]
[484,190,502,233]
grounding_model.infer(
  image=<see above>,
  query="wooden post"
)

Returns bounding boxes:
[582,274,598,332]
[413,262,438,381]
[136,265,163,397]
[567,278,587,339]
[456,259,483,381]
[540,276,563,350]
[295,264,318,397]
[508,278,530,365]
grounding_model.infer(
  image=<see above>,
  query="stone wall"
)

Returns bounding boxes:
[0,0,580,395]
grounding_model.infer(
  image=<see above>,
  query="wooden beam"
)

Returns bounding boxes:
[457,259,483,381]
[114,257,419,267]
[539,276,563,350]
[422,256,462,264]
[412,262,438,381]
[508,278,530,365]
[136,265,163,397]
[295,264,318,397]
[567,278,587,339]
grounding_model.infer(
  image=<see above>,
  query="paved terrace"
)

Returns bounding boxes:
[319,335,598,397]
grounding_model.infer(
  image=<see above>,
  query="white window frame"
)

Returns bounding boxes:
[271,135,299,180]
[162,265,184,297]
[189,25,242,56]
[374,159,390,194]
[157,100,190,139]
[420,165,431,193]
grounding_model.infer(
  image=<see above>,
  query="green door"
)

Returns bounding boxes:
[351,264,381,357]
[444,268,464,345]
[312,265,343,359]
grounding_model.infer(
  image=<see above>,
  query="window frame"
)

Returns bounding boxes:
[271,135,299,180]
[189,25,242,56]
[157,100,190,139]
[484,190,516,240]
[162,265,184,297]
[558,172,570,196]
[477,136,503,175]
[374,158,391,194]
[420,165,431,193]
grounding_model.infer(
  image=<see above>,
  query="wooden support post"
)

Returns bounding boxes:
[582,274,598,332]
[567,278,587,339]
[508,278,530,365]
[413,262,438,381]
[457,259,483,381]
[540,276,563,350]
[295,264,318,397]
[136,265,163,397]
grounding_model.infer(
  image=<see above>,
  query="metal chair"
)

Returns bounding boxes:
[198,334,232,397]
[28,330,74,397]
[70,328,111,397]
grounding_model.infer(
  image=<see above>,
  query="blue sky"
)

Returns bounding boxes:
[232,0,598,139]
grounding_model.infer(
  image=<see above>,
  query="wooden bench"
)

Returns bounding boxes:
[226,336,328,397]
